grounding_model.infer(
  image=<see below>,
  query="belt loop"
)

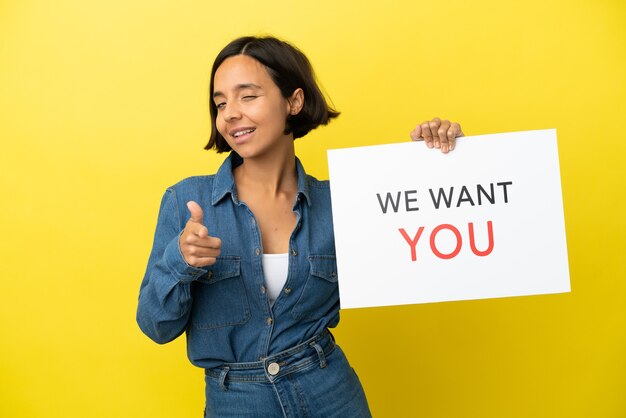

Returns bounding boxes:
[218,366,230,391]
[310,341,327,369]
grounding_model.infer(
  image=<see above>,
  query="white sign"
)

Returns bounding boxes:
[327,129,570,309]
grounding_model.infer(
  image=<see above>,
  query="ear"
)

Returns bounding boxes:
[287,88,304,115]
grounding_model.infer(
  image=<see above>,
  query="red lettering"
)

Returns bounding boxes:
[429,224,462,259]
[399,227,425,262]
[400,221,495,262]
[468,221,494,256]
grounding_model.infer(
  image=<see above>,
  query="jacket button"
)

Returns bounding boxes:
[284,288,292,295]
[260,286,266,294]
[291,249,297,256]
[267,317,273,325]
[267,362,280,376]
[255,248,260,256]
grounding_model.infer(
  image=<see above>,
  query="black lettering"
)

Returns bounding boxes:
[496,181,513,203]
[429,187,454,209]
[404,190,419,212]
[456,185,475,207]
[376,191,402,214]
[477,183,495,205]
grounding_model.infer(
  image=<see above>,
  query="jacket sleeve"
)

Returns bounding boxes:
[136,188,207,344]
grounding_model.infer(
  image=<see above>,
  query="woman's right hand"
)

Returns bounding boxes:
[179,201,221,267]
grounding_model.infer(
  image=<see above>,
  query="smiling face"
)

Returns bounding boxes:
[212,55,302,160]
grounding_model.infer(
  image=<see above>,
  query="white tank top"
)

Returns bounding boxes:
[261,253,289,307]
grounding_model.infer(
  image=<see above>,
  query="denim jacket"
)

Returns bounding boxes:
[136,153,339,369]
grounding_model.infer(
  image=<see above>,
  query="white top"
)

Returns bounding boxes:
[261,253,289,307]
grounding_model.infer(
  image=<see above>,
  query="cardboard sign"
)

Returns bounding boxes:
[327,130,570,309]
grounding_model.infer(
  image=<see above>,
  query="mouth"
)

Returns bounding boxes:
[231,127,256,139]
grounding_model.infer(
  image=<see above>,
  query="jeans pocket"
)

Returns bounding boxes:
[291,255,339,321]
[191,256,251,329]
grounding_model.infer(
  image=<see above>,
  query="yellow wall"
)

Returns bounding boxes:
[1,0,625,416]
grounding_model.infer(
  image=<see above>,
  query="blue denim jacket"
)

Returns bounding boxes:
[136,153,339,369]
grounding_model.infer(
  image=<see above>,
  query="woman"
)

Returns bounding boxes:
[136,36,463,417]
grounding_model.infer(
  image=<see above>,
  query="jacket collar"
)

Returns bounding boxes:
[211,152,311,207]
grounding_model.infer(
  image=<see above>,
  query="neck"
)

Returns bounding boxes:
[234,142,298,197]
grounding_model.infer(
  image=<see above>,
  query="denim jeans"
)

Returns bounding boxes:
[203,331,371,418]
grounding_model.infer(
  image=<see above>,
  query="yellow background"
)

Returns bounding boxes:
[1,0,625,417]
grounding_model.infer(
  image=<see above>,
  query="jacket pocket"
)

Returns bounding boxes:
[190,256,251,329]
[291,255,340,321]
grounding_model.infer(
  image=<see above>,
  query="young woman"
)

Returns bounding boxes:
[137,36,463,418]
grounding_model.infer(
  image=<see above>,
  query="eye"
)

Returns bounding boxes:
[242,95,257,101]
[215,102,226,110]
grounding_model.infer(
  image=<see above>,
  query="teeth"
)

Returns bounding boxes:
[234,128,254,137]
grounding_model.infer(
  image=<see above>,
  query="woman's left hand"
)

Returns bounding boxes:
[410,117,464,153]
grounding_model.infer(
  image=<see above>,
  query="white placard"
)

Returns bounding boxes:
[327,129,570,309]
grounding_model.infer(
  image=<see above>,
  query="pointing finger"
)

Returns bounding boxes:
[185,233,221,249]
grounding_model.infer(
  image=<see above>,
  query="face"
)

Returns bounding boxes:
[212,55,302,160]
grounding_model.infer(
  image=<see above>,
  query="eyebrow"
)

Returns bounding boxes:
[213,83,262,99]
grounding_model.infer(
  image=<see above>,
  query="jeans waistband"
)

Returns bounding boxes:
[205,330,335,389]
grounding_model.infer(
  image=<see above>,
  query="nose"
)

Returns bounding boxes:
[222,101,242,122]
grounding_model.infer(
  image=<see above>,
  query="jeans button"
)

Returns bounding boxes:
[267,362,280,376]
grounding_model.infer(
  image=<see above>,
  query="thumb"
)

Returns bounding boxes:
[186,201,204,224]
